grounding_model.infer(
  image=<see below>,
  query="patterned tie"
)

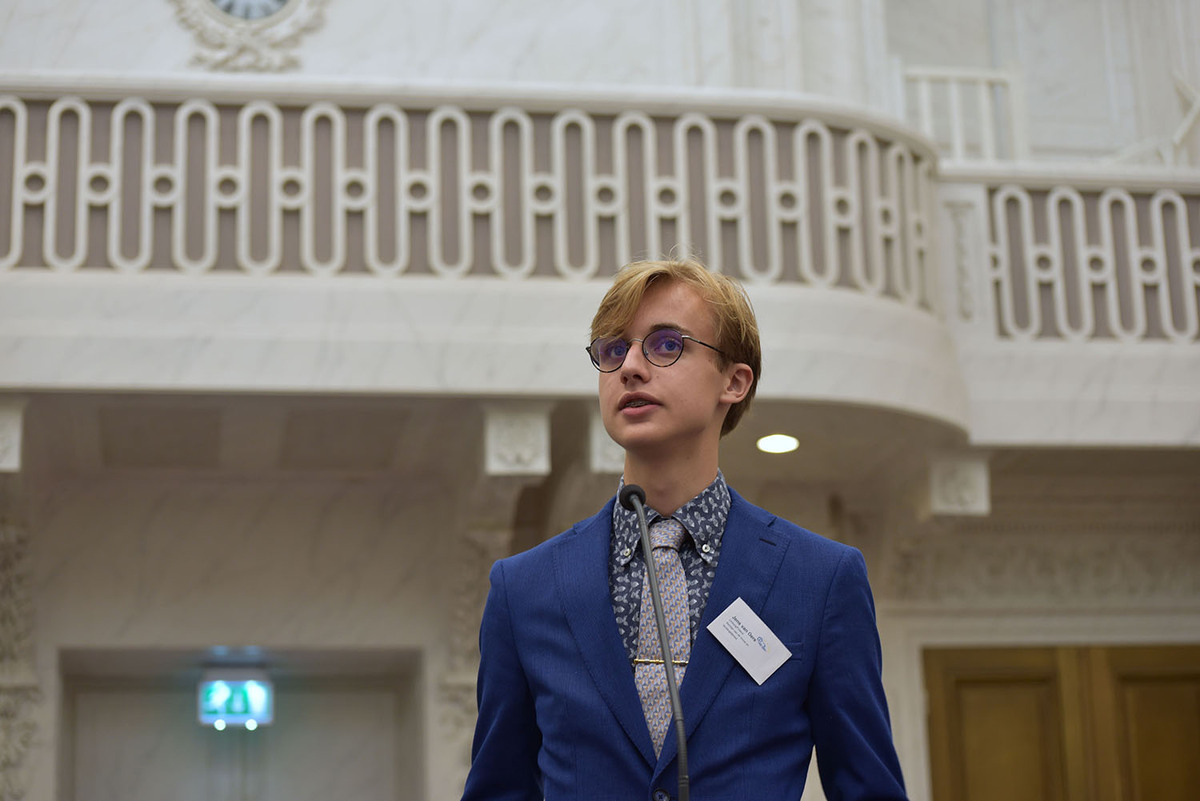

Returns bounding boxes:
[634,517,690,756]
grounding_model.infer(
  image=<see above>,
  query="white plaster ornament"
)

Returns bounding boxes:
[170,0,328,71]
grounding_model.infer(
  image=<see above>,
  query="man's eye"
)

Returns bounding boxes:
[648,331,683,355]
[603,340,629,359]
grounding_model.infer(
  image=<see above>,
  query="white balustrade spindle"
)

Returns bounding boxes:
[0,93,938,313]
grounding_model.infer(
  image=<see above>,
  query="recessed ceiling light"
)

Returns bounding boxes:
[756,434,799,454]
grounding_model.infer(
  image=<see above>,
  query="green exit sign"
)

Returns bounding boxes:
[198,669,274,730]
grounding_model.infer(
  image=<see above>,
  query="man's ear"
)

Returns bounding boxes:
[721,363,754,405]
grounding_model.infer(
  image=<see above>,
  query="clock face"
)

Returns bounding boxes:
[209,0,289,20]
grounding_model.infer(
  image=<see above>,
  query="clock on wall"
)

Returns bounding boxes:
[208,0,291,21]
[170,0,328,71]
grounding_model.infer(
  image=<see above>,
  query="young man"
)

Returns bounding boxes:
[462,259,907,801]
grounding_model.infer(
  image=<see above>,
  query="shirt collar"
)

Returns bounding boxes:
[611,471,730,567]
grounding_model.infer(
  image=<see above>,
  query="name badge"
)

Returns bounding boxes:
[706,597,791,685]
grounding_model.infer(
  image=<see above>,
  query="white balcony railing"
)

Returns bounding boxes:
[905,67,1030,164]
[937,165,1200,447]
[986,181,1200,343]
[2,77,1197,444]
[0,78,940,313]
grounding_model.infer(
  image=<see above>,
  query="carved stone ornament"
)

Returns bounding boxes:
[0,400,25,474]
[438,475,539,788]
[887,526,1200,608]
[928,452,990,517]
[0,514,38,801]
[483,404,551,477]
[0,431,14,475]
[0,686,39,801]
[588,407,625,475]
[169,0,328,72]
[0,518,34,668]
[945,200,977,322]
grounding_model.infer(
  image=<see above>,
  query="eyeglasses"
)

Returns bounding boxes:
[586,328,726,372]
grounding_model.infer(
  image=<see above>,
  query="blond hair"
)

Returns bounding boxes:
[590,258,761,435]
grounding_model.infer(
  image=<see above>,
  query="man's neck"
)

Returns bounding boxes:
[624,452,720,517]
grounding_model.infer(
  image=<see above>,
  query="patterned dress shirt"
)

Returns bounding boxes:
[608,472,731,663]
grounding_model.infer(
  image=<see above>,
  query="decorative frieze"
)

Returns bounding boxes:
[887,524,1200,608]
[0,511,37,801]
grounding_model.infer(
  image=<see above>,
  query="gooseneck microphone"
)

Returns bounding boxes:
[619,484,690,801]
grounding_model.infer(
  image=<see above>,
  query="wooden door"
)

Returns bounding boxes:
[1090,646,1200,801]
[924,645,1200,801]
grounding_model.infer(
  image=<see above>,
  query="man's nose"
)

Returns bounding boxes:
[618,342,652,380]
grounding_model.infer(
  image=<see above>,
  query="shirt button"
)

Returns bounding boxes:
[622,548,632,558]
[653,790,670,801]
[700,543,710,553]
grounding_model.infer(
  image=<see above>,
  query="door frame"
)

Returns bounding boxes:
[876,605,1200,801]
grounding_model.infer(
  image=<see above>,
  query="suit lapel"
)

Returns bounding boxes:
[657,490,790,768]
[555,500,657,767]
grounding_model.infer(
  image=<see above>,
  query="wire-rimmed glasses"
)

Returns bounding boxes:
[586,328,725,372]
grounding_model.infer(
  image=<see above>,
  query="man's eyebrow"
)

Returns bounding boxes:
[646,322,688,335]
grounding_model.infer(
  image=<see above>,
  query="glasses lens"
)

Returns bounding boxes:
[644,329,685,366]
[590,337,629,371]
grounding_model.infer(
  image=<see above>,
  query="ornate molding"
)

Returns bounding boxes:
[0,401,25,475]
[0,518,34,675]
[0,686,38,801]
[945,200,977,322]
[886,525,1200,608]
[483,404,552,477]
[436,675,477,779]
[169,0,328,72]
[927,452,990,517]
[0,433,15,475]
[0,512,37,801]
[438,475,542,788]
[588,407,624,475]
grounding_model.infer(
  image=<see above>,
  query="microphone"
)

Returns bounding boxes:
[620,484,690,801]
[618,484,646,513]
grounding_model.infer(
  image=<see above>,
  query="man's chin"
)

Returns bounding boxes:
[610,429,671,460]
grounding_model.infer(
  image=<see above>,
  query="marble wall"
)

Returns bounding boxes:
[0,0,877,95]
[24,473,465,800]
[3,0,1193,158]
[888,0,1200,159]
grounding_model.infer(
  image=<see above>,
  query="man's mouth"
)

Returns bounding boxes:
[621,395,658,410]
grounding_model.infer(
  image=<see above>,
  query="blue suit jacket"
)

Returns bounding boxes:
[462,489,907,801]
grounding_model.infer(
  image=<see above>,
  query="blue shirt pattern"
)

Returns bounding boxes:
[609,472,730,662]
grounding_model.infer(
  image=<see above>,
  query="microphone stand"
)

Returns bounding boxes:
[620,485,690,801]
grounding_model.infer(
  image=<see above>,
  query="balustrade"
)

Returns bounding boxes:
[905,67,1029,164]
[0,84,938,314]
[986,182,1200,342]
